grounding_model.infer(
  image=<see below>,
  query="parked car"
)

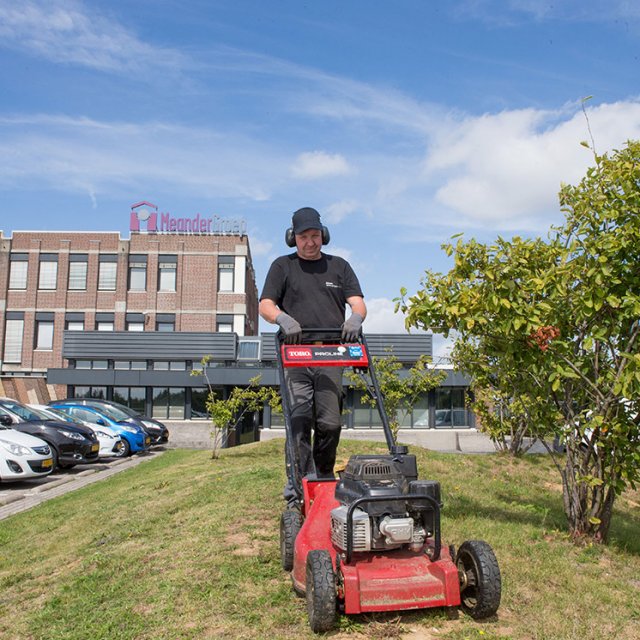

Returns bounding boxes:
[0,418,54,482]
[49,403,151,457]
[30,405,125,459]
[0,399,100,470]
[52,399,169,445]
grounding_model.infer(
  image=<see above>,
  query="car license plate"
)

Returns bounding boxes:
[145,437,151,446]
[42,458,53,469]
[91,444,100,452]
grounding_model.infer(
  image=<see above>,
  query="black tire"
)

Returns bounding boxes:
[456,540,501,619]
[306,550,337,633]
[50,446,59,472]
[119,438,132,457]
[280,510,302,571]
[112,439,128,458]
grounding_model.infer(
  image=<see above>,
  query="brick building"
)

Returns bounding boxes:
[0,218,257,413]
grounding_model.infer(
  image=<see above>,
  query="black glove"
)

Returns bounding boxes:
[276,312,302,344]
[341,313,363,342]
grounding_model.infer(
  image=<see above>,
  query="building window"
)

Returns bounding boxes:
[127,321,144,331]
[97,321,114,331]
[158,256,177,292]
[128,255,147,291]
[238,340,260,360]
[8,255,28,289]
[35,321,54,350]
[434,388,468,428]
[113,387,146,414]
[73,386,107,399]
[216,314,233,333]
[152,387,185,419]
[153,361,186,371]
[65,313,85,331]
[68,256,88,290]
[38,256,58,290]
[3,318,24,363]
[114,360,147,370]
[191,387,222,419]
[156,314,175,332]
[218,256,234,292]
[98,256,118,290]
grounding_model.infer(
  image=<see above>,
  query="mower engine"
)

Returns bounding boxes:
[330,454,441,554]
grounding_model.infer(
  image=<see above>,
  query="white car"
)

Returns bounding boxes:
[29,405,125,459]
[0,416,54,481]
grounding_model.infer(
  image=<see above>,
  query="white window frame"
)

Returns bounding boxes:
[158,262,177,292]
[38,260,58,290]
[98,261,117,290]
[3,319,24,363]
[218,258,234,292]
[9,261,28,289]
[68,261,88,290]
[128,262,147,291]
[35,321,54,350]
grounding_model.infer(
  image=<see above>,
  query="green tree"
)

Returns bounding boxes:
[192,359,281,458]
[398,140,640,542]
[346,352,445,441]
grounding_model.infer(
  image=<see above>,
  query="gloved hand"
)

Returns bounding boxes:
[341,312,363,342]
[276,312,302,344]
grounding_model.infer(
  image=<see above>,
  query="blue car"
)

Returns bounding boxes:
[50,404,151,457]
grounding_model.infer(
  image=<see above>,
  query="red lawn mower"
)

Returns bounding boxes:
[277,330,501,633]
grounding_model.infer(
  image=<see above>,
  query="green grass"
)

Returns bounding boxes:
[0,439,639,639]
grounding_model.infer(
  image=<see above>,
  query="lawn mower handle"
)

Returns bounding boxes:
[275,328,402,499]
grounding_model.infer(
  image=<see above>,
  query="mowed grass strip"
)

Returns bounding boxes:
[0,439,638,640]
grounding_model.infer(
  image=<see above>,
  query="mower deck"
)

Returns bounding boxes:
[292,478,461,615]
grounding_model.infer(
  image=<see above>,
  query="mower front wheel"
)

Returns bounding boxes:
[280,510,302,571]
[456,540,501,619]
[306,550,337,633]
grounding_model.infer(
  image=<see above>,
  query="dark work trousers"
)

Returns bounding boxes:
[283,366,343,503]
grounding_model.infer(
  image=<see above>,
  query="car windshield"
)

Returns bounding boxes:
[88,405,130,422]
[46,407,83,425]
[98,401,138,418]
[0,401,49,422]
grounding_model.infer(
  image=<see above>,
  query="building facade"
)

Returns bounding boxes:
[1,221,257,405]
[1,210,471,428]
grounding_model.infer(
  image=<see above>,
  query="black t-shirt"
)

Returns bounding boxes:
[260,253,364,329]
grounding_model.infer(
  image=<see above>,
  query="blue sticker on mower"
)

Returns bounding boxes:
[348,346,363,358]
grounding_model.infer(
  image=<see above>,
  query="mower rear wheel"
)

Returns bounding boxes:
[280,510,302,571]
[306,550,337,633]
[456,540,501,619]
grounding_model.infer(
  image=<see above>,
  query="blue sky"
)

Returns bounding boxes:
[2,1,640,355]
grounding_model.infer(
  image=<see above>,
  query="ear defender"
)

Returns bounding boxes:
[285,226,330,247]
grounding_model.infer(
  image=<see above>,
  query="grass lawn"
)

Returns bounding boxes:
[0,439,639,640]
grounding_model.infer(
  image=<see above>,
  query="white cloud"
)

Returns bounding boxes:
[324,200,360,224]
[0,115,287,200]
[247,236,272,257]
[291,151,351,180]
[423,100,640,228]
[0,0,186,73]
[363,298,409,333]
